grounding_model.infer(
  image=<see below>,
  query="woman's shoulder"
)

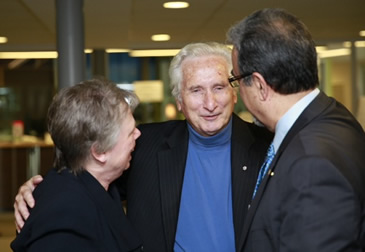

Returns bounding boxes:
[33,169,97,214]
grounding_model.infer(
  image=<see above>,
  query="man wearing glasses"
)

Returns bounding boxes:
[228,8,365,251]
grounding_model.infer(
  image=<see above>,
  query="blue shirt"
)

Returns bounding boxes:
[174,118,235,252]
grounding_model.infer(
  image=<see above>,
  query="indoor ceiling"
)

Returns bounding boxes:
[0,0,365,52]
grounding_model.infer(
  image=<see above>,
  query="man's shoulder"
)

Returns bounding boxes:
[133,120,188,155]
[232,113,273,141]
[138,120,186,135]
[138,119,185,128]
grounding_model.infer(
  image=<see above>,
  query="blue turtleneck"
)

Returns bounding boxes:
[174,118,235,252]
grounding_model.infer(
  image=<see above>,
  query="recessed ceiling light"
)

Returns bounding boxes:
[151,34,171,41]
[163,1,189,9]
[129,49,180,57]
[0,36,8,43]
[0,51,58,59]
[105,48,130,53]
[343,41,351,48]
[355,41,365,47]
[315,46,327,52]
[360,30,365,37]
[317,48,350,58]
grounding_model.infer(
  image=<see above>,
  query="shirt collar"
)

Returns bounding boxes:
[273,88,320,152]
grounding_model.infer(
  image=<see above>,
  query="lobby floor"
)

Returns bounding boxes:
[0,212,15,252]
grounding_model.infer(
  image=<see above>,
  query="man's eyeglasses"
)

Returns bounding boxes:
[228,71,252,88]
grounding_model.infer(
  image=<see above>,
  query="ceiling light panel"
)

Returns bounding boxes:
[163,1,189,9]
[151,34,171,41]
[0,36,8,43]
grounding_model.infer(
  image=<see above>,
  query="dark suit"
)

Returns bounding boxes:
[11,168,143,252]
[239,92,365,251]
[119,113,272,251]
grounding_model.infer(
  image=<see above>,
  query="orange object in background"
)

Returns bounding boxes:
[12,120,24,142]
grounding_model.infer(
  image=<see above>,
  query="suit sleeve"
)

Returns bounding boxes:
[280,157,362,252]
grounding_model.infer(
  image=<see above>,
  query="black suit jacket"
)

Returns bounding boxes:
[119,113,272,251]
[11,168,143,252]
[239,92,365,251]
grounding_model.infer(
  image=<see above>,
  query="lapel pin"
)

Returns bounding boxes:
[242,165,247,171]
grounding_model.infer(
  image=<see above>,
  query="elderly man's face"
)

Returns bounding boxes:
[176,55,237,136]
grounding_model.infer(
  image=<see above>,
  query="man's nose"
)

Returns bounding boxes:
[203,91,217,111]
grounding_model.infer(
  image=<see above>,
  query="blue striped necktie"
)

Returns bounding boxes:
[252,143,275,199]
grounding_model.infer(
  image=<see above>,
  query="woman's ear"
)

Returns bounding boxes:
[90,143,107,163]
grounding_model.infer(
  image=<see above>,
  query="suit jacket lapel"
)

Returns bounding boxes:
[157,121,189,250]
[231,114,260,249]
[238,91,333,251]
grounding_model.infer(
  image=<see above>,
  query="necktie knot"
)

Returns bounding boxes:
[252,143,275,199]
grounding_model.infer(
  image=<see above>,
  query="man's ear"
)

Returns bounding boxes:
[252,72,270,101]
[90,143,107,163]
[176,99,182,111]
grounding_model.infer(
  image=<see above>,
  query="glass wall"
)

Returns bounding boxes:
[317,41,365,128]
